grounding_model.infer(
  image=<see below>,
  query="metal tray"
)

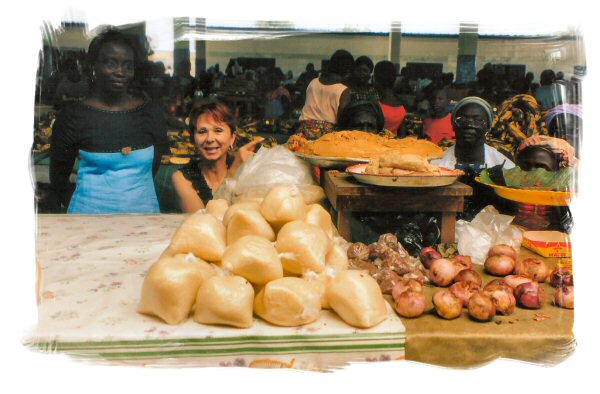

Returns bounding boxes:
[347,163,463,188]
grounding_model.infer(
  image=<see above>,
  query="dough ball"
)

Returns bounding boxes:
[226,209,275,245]
[221,235,283,285]
[206,199,230,221]
[223,202,261,227]
[138,254,216,325]
[276,221,330,275]
[326,270,388,328]
[304,204,335,239]
[193,275,254,328]
[325,243,349,271]
[167,212,226,262]
[253,277,321,326]
[259,185,307,231]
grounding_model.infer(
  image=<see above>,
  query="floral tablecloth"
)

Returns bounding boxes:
[25,214,406,371]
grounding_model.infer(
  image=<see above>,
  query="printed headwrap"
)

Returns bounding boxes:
[517,135,576,168]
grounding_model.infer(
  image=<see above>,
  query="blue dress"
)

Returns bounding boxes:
[50,100,169,214]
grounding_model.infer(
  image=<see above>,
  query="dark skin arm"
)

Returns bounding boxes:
[337,88,351,124]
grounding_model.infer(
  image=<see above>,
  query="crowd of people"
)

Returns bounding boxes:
[39,27,582,231]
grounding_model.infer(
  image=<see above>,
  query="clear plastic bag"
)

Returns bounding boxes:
[455,205,523,265]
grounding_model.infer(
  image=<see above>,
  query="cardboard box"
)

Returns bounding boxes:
[522,231,571,258]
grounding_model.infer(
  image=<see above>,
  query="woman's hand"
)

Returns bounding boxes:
[229,138,264,175]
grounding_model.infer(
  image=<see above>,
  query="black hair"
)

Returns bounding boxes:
[540,69,556,86]
[373,60,397,89]
[328,49,354,76]
[355,56,374,72]
[338,100,385,132]
[87,27,146,68]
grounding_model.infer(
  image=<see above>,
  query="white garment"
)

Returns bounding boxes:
[431,144,515,169]
[300,78,347,124]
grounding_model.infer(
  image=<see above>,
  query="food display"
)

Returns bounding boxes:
[467,292,496,322]
[432,289,462,320]
[138,184,395,330]
[290,131,444,160]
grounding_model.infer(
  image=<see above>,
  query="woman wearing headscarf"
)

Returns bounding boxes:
[297,49,354,139]
[488,94,547,161]
[337,100,385,134]
[432,96,515,173]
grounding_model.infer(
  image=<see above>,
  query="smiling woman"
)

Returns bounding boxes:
[50,27,169,214]
[171,99,262,212]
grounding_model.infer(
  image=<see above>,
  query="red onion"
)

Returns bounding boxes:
[485,255,516,276]
[514,258,549,282]
[432,289,462,319]
[468,292,496,322]
[549,268,574,288]
[429,258,460,287]
[504,274,533,289]
[515,282,547,309]
[449,281,482,307]
[453,269,482,286]
[484,279,514,295]
[391,279,423,302]
[488,244,518,260]
[419,246,442,269]
[453,255,473,270]
[485,287,516,315]
[394,290,427,318]
[553,286,574,309]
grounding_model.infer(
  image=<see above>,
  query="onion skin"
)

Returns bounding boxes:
[453,255,473,270]
[394,290,427,318]
[484,279,514,296]
[515,282,547,309]
[391,279,423,302]
[549,268,574,288]
[429,258,460,287]
[468,292,496,322]
[419,246,442,269]
[504,274,533,289]
[454,269,482,286]
[553,286,574,309]
[432,289,463,319]
[347,242,370,261]
[485,255,516,277]
[485,287,516,315]
[514,258,550,282]
[488,244,518,260]
[450,281,482,307]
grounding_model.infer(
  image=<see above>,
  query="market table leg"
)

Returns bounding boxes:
[440,211,456,244]
[337,210,352,242]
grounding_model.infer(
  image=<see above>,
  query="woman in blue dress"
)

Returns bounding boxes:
[50,28,169,214]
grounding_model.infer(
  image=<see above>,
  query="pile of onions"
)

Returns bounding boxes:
[429,258,460,287]
[432,289,462,319]
[484,279,513,295]
[549,268,574,288]
[515,282,547,309]
[553,286,574,309]
[467,292,496,322]
[419,246,442,269]
[453,255,473,270]
[454,269,482,286]
[485,255,516,276]
[514,258,549,282]
[391,279,423,301]
[450,281,481,307]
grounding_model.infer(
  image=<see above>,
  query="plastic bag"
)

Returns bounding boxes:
[213,146,323,204]
[455,205,523,265]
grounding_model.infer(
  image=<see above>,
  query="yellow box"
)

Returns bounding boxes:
[522,231,572,258]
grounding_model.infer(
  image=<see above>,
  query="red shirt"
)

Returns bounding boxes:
[423,113,455,144]
[379,102,406,135]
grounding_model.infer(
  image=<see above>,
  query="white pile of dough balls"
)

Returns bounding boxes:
[138,185,388,329]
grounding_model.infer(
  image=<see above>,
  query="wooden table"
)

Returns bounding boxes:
[322,171,473,243]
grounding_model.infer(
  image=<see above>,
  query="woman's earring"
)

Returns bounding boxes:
[228,144,234,152]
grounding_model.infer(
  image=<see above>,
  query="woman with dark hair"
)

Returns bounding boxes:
[50,27,169,213]
[535,69,557,110]
[422,87,454,144]
[373,60,406,136]
[171,100,262,212]
[297,49,354,139]
[348,56,379,103]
